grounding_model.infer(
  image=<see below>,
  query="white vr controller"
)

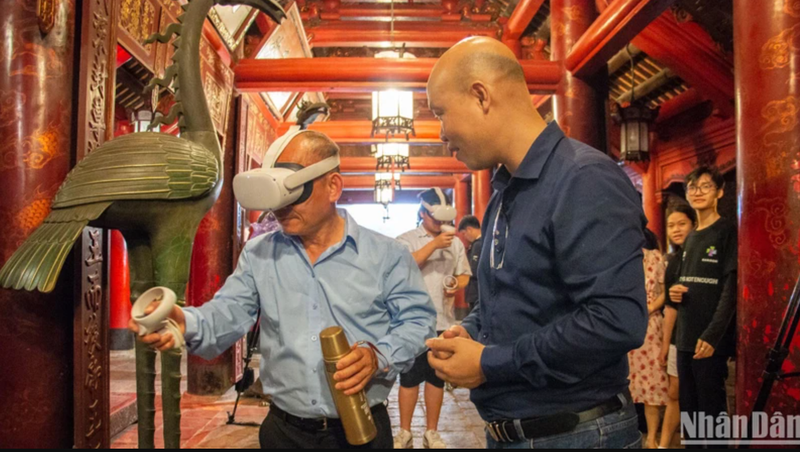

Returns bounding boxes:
[131,286,185,350]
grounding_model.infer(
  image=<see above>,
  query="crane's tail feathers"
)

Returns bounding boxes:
[0,203,111,293]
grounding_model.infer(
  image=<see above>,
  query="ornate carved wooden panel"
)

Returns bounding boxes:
[73,228,109,449]
[240,94,277,165]
[200,36,234,136]
[117,0,162,72]
[73,0,117,446]
[77,0,117,161]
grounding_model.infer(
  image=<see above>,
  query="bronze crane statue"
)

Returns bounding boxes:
[0,0,286,447]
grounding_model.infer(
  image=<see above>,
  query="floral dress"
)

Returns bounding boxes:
[628,249,669,406]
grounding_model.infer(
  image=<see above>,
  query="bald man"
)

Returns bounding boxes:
[425,38,648,449]
[130,131,436,449]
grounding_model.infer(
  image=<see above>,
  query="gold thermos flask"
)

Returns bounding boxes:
[320,326,378,445]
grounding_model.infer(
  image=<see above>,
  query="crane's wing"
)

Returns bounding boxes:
[53,132,219,209]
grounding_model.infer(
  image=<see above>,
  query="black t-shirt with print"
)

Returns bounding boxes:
[664,251,682,345]
[465,236,483,307]
[675,218,737,356]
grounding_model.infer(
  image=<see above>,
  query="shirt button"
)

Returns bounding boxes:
[313,304,318,310]
[482,334,488,339]
[312,400,317,405]
[311,336,318,341]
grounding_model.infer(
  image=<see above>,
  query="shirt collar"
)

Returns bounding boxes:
[416,225,430,238]
[492,121,566,190]
[339,208,360,253]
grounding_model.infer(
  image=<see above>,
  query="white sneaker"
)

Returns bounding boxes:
[423,430,446,449]
[394,428,413,449]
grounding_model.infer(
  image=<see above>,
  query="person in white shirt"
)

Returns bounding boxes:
[393,188,471,449]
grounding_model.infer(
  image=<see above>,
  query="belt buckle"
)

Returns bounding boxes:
[486,421,513,443]
[485,422,500,442]
[318,417,328,432]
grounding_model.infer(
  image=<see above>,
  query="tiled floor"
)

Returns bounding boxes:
[110,351,487,448]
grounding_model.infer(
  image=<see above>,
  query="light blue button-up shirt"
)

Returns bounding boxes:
[182,209,436,418]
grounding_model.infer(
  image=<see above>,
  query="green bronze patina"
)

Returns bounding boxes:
[0,0,286,448]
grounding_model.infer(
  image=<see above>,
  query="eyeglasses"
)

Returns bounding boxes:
[686,183,717,195]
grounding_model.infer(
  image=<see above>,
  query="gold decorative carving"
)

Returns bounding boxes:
[563,6,584,23]
[208,7,258,51]
[784,0,800,18]
[203,77,226,132]
[1,119,64,171]
[120,0,155,51]
[754,198,790,249]
[86,0,112,156]
[792,153,800,200]
[37,0,58,34]
[744,250,777,278]
[761,95,800,146]
[760,24,800,70]
[82,229,104,445]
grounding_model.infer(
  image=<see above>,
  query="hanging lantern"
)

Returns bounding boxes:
[374,172,401,205]
[132,109,154,133]
[610,44,659,162]
[371,142,410,171]
[371,50,415,140]
[611,103,659,162]
[371,89,415,140]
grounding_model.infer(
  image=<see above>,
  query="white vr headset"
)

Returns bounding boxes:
[421,187,456,222]
[233,126,340,211]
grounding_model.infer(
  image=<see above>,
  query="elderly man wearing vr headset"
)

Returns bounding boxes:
[130,127,436,449]
[393,188,471,449]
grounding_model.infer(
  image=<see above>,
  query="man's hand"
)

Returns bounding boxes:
[694,339,715,360]
[442,325,472,340]
[432,230,455,250]
[128,301,185,352]
[426,337,485,389]
[334,344,378,395]
[430,326,472,360]
[669,284,688,303]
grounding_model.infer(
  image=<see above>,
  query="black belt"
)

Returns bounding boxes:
[485,392,630,444]
[270,403,385,433]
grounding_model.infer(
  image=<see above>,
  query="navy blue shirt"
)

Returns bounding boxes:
[461,122,648,421]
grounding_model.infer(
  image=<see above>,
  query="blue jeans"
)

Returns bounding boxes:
[485,403,642,449]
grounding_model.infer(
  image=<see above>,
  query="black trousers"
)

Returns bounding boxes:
[259,403,393,449]
[677,351,729,449]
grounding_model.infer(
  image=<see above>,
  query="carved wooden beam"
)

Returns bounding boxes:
[504,0,547,41]
[305,21,501,48]
[340,157,469,174]
[656,87,706,123]
[566,0,677,78]
[235,58,562,93]
[615,4,735,117]
[343,174,456,189]
[277,120,441,142]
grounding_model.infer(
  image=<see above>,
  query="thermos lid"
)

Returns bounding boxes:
[320,326,350,360]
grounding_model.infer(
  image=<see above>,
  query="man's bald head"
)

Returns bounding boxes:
[429,37,526,95]
[426,37,545,171]
[275,130,340,169]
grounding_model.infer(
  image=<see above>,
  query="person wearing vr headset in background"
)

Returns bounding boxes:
[424,37,648,449]
[129,128,437,449]
[393,188,471,449]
